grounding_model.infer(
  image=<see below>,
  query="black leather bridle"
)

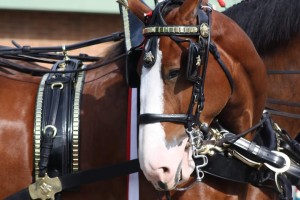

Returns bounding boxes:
[139,1,234,135]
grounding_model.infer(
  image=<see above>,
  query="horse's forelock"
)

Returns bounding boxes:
[161,0,184,17]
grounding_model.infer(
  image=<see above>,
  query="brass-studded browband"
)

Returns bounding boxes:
[143,23,210,38]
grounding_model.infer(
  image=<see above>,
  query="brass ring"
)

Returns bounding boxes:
[51,82,64,90]
[44,125,57,138]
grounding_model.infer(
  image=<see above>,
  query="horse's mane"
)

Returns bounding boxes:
[84,40,126,82]
[97,40,126,64]
[223,0,300,54]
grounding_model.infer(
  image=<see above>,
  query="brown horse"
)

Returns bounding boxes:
[1,1,296,200]
[128,0,278,199]
[0,41,162,199]
[224,0,300,139]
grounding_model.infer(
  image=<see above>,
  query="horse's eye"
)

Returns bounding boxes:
[168,69,180,79]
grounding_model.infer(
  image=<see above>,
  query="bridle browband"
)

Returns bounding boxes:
[139,1,234,133]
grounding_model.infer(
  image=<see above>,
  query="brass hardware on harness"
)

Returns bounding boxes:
[143,26,199,35]
[264,151,291,173]
[43,125,57,138]
[51,82,64,90]
[29,174,62,200]
[58,63,66,76]
[62,45,70,61]
[58,62,66,69]
[200,23,209,38]
[273,122,282,132]
[273,122,283,151]
[231,150,262,168]
[34,74,49,180]
[72,65,86,172]
[144,51,155,64]
[195,55,201,67]
[194,128,224,156]
[196,164,206,181]
[186,128,203,149]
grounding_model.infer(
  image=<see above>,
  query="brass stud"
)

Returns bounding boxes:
[200,23,210,38]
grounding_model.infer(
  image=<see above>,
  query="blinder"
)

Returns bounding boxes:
[126,49,142,88]
[139,1,214,129]
[186,42,205,82]
[144,36,159,69]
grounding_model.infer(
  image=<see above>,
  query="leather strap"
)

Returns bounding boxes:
[202,153,257,184]
[139,113,188,124]
[267,70,300,74]
[5,159,140,200]
[267,98,300,108]
[209,42,234,93]
[266,108,300,120]
[201,153,279,193]
[37,59,82,179]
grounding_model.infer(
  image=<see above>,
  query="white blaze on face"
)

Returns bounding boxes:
[139,39,166,178]
[139,39,195,189]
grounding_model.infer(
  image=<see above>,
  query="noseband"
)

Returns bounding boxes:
[139,1,234,134]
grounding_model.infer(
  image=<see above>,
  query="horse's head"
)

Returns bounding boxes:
[128,0,266,191]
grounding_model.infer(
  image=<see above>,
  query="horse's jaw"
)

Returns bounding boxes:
[138,123,195,190]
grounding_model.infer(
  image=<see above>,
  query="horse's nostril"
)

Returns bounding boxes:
[162,167,169,173]
[157,181,168,191]
[179,170,182,182]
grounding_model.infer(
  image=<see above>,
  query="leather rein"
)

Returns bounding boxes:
[0,32,127,76]
[266,70,300,119]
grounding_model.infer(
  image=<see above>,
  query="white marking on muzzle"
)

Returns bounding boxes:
[139,39,196,189]
[139,40,194,189]
[139,39,166,179]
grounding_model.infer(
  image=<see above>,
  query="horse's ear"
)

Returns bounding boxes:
[178,0,201,21]
[128,0,152,22]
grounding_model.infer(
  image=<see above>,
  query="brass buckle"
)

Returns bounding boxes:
[29,174,62,200]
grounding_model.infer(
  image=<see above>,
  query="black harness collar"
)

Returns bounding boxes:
[33,59,85,199]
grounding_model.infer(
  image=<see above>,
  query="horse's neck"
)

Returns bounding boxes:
[262,36,300,70]
[84,59,125,83]
[211,12,267,135]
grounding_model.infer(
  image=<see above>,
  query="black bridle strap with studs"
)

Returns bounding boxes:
[139,2,234,132]
[140,1,211,130]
